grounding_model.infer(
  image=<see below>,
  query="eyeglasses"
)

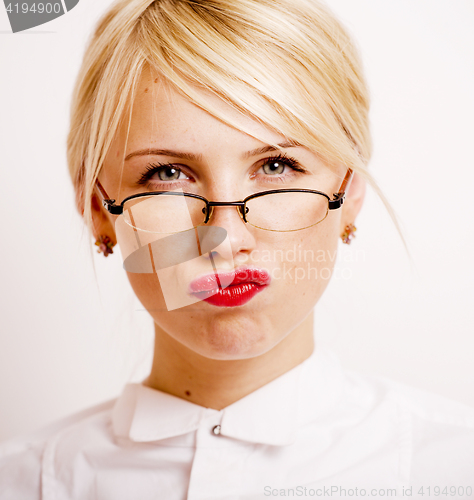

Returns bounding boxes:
[96,169,353,233]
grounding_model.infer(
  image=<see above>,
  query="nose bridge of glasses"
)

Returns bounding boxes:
[206,201,247,224]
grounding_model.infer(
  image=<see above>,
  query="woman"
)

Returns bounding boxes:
[1,0,473,498]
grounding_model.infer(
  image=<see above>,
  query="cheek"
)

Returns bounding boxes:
[126,272,168,315]
[256,217,340,303]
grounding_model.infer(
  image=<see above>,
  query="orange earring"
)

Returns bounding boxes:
[95,235,115,257]
[341,224,357,244]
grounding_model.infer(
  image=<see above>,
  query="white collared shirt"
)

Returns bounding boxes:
[1,348,474,500]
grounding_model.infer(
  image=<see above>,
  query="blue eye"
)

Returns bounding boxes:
[261,160,286,175]
[257,153,306,178]
[135,153,307,190]
[137,163,190,186]
[157,166,181,181]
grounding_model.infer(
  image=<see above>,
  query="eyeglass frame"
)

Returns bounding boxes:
[95,168,353,231]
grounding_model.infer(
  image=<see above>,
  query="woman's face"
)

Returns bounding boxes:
[96,70,364,360]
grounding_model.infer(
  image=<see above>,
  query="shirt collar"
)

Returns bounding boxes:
[112,347,344,447]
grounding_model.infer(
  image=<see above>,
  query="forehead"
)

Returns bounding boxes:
[115,69,286,155]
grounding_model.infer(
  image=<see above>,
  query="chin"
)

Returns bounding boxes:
[196,317,270,360]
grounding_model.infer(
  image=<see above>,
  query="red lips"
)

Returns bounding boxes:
[189,267,271,307]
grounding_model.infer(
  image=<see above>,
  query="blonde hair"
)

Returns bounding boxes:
[67,0,397,240]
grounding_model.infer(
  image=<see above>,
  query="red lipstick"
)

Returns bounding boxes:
[189,267,271,307]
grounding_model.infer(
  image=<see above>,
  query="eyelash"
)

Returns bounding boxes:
[136,153,307,188]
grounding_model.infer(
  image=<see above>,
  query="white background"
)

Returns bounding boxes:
[0,0,473,442]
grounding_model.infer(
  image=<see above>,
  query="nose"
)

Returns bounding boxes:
[203,201,256,263]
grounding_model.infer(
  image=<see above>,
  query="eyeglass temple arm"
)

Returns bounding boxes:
[95,178,124,215]
[328,168,353,210]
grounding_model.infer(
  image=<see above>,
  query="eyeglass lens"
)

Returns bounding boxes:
[121,191,329,233]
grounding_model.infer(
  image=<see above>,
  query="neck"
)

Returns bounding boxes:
[143,311,314,410]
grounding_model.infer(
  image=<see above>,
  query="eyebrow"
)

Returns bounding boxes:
[242,141,301,159]
[124,141,301,162]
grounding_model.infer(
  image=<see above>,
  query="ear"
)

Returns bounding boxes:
[340,171,366,234]
[91,192,117,245]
